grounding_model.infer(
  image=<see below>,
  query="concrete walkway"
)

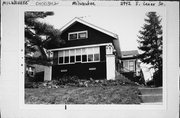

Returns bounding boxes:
[138,87,163,104]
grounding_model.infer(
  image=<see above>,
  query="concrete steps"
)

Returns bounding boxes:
[138,87,162,103]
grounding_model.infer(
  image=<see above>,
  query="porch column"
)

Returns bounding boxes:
[106,54,115,80]
[44,66,52,81]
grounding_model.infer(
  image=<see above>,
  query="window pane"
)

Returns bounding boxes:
[88,54,93,61]
[94,47,100,53]
[70,56,75,63]
[59,51,63,57]
[82,48,87,55]
[94,54,100,61]
[82,55,87,62]
[69,33,77,40]
[123,61,128,68]
[70,49,75,56]
[129,61,134,66]
[59,57,63,64]
[129,61,134,71]
[65,50,69,56]
[76,49,81,55]
[76,55,81,62]
[78,32,87,39]
[87,47,93,54]
[65,57,69,63]
[129,66,134,71]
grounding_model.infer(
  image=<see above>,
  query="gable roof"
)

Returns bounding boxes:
[60,17,121,58]
[60,17,118,39]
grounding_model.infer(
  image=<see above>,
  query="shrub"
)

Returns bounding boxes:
[57,75,79,85]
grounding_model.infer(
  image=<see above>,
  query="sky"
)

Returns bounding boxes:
[39,6,165,52]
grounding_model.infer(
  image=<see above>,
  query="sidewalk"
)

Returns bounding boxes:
[138,87,163,104]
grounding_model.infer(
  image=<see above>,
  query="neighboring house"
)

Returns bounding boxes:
[121,50,141,76]
[47,17,121,80]
[25,47,52,82]
[26,64,45,81]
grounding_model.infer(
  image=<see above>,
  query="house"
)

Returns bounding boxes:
[25,46,52,82]
[120,50,141,77]
[46,17,121,81]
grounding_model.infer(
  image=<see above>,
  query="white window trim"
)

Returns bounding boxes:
[68,30,88,40]
[58,46,100,65]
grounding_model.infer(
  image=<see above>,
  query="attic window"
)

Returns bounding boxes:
[68,31,88,40]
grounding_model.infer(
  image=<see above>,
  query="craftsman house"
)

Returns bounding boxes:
[46,17,121,80]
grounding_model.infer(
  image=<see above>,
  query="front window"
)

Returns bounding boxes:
[78,32,87,39]
[58,51,64,64]
[70,49,75,63]
[82,48,87,62]
[75,49,81,62]
[64,50,69,63]
[94,47,100,61]
[68,31,88,40]
[58,46,100,65]
[69,33,77,40]
[87,47,94,62]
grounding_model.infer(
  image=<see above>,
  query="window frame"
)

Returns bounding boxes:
[58,46,100,65]
[68,31,88,40]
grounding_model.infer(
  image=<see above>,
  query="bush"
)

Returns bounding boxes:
[25,75,138,89]
[25,82,39,88]
[57,75,79,85]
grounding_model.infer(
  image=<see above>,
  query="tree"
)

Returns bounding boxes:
[137,12,162,86]
[25,11,64,65]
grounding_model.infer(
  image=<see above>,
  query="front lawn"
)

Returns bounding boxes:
[25,85,142,104]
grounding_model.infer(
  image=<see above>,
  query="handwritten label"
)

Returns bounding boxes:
[1,0,165,7]
[35,1,59,6]
[119,1,165,6]
[72,1,95,6]
[2,0,29,6]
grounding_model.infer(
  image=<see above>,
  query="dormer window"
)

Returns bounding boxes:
[68,31,88,40]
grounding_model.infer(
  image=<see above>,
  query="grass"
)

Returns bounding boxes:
[25,85,142,104]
